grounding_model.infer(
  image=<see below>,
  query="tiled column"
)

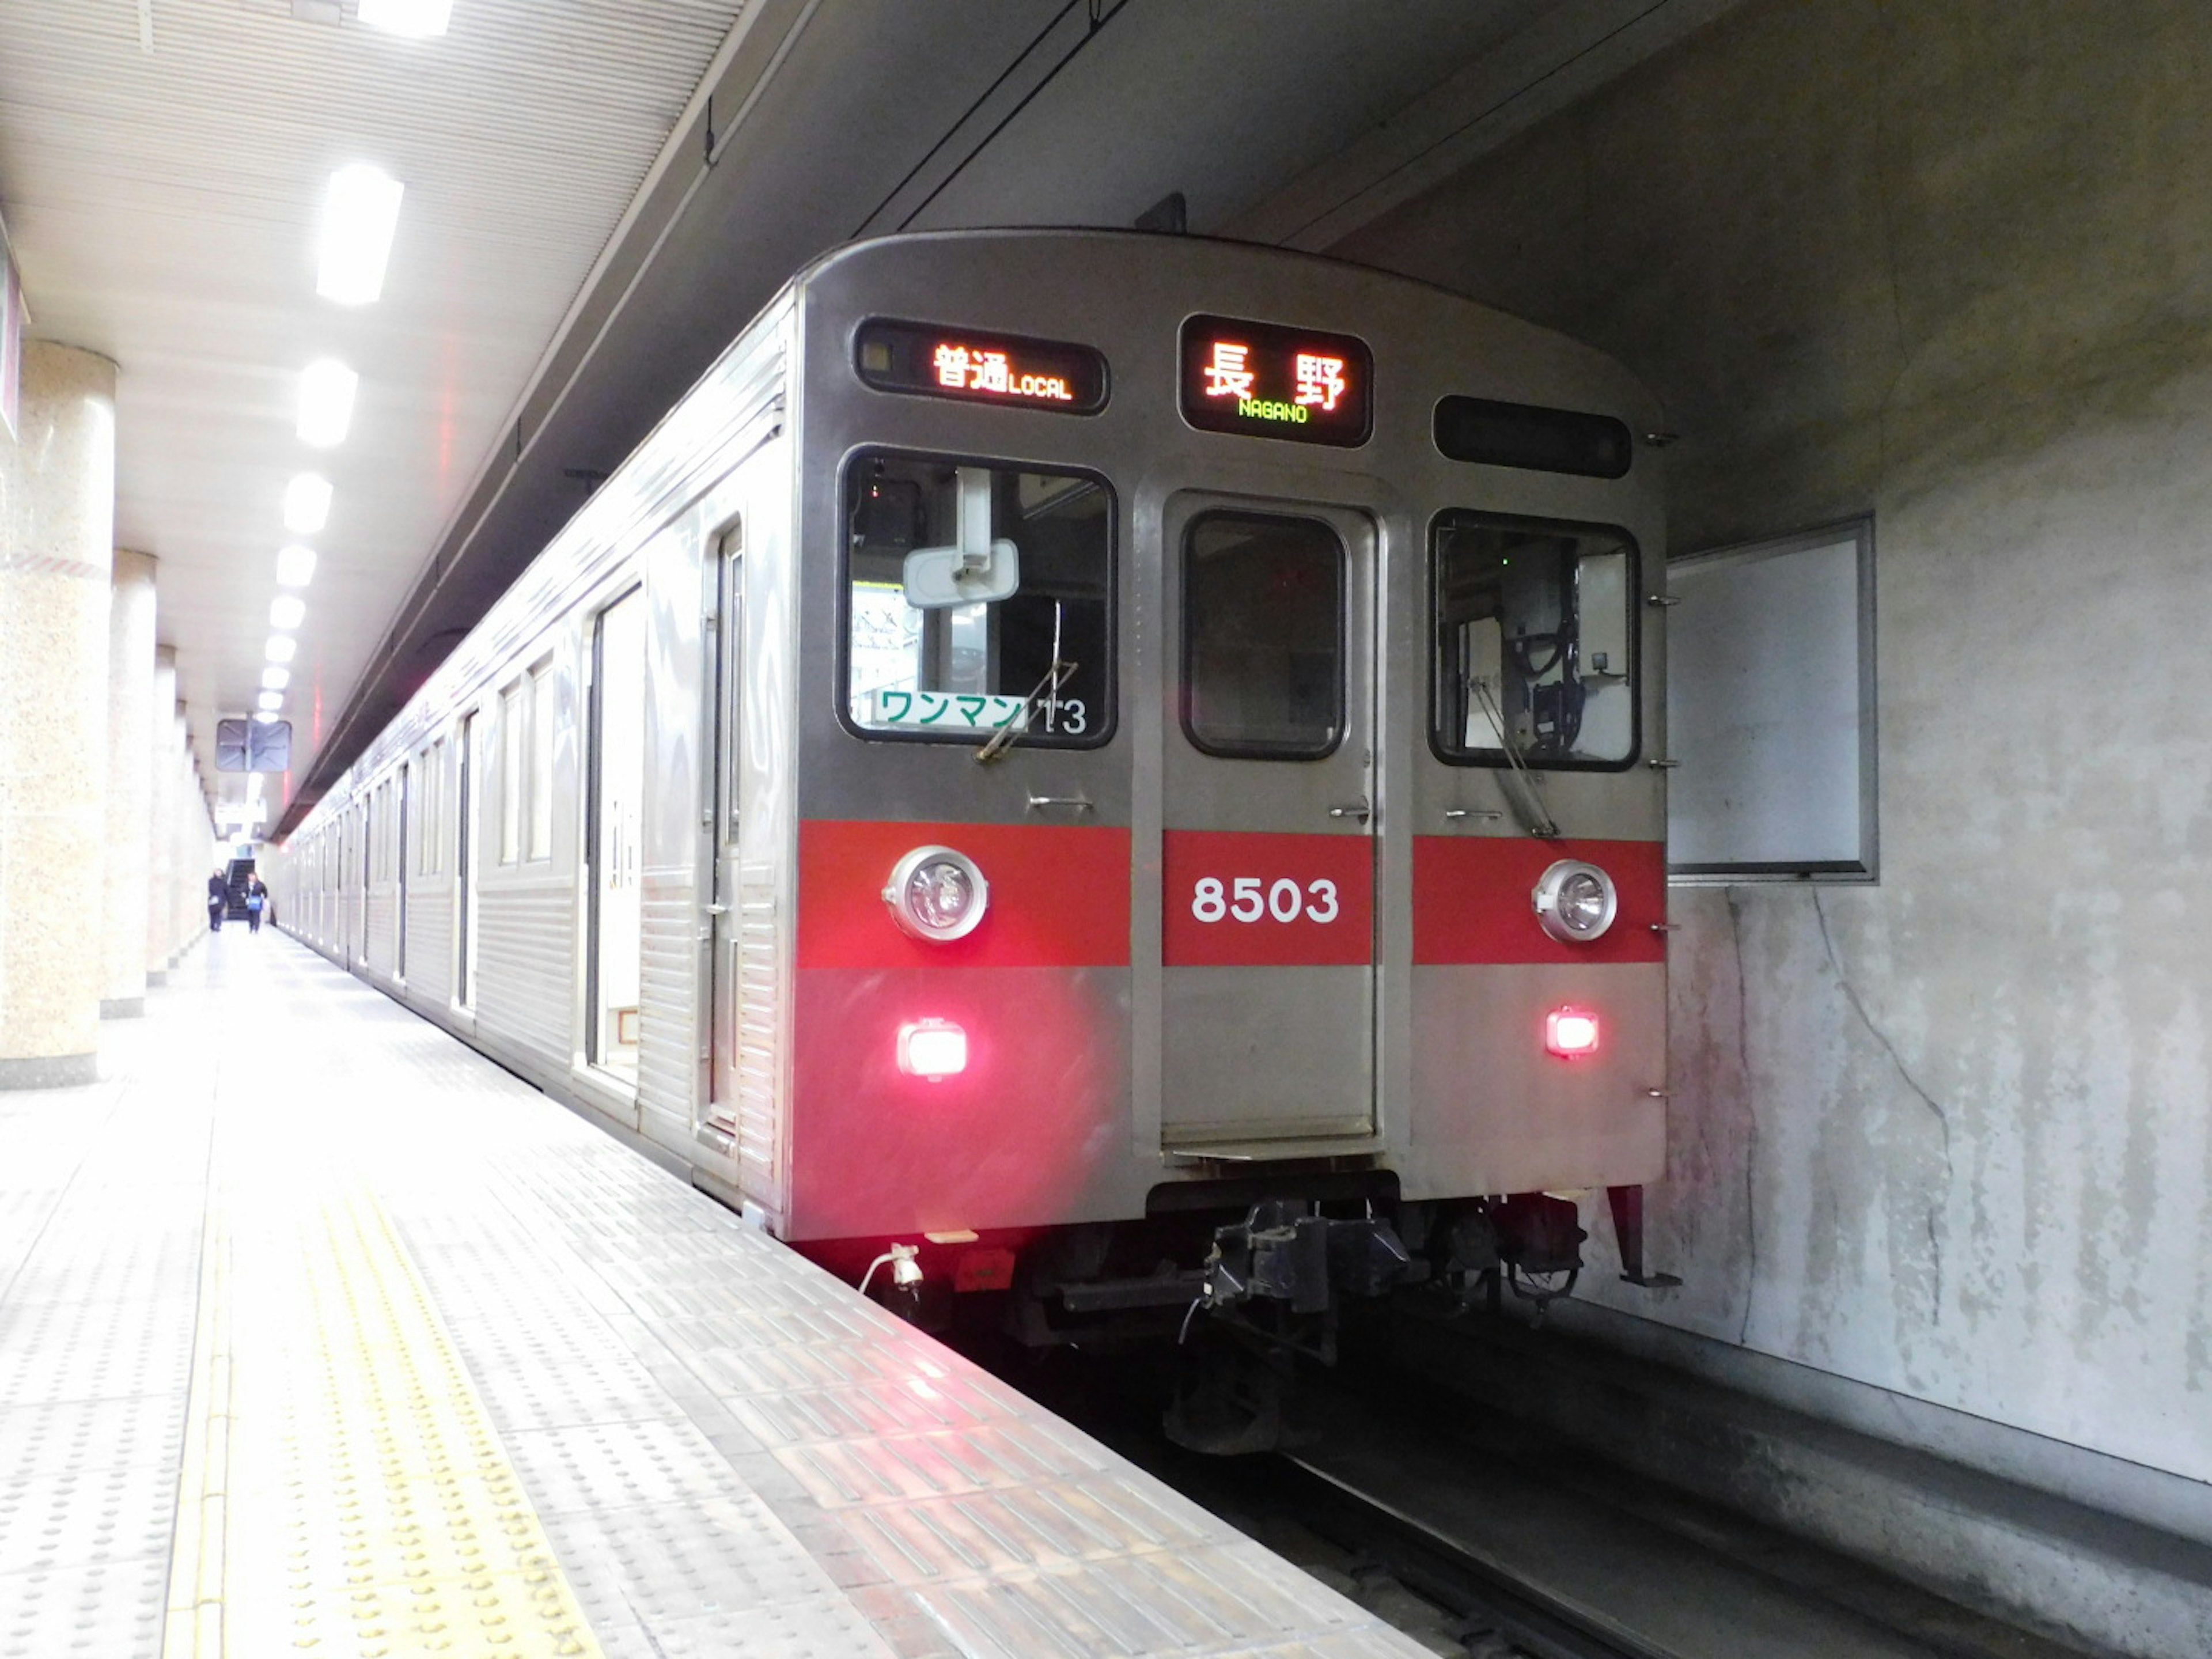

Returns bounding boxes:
[147,646,178,986]
[0,342,118,1089]
[103,548,157,1017]
[175,710,202,959]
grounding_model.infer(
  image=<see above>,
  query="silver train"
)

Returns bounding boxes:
[269,229,1672,1353]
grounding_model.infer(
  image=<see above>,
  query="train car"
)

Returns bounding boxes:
[267,229,1671,1368]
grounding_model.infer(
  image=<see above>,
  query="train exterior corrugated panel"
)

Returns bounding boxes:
[268,232,1668,1327]
[406,884,453,1008]
[636,872,699,1127]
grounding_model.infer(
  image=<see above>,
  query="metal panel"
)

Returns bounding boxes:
[636,875,696,1124]
[473,878,575,1066]
[405,878,454,1009]
[1666,519,1877,880]
[1407,961,1666,1195]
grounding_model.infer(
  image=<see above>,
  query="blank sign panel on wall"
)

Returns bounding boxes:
[1666,520,1876,881]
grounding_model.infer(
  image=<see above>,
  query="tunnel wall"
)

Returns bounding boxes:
[1343,0,2212,1485]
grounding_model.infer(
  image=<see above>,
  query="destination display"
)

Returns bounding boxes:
[854,318,1108,414]
[1178,314,1372,447]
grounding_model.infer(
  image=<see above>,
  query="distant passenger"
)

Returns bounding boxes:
[206,869,228,932]
[245,876,267,934]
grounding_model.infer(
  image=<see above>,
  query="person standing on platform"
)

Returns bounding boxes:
[206,869,228,932]
[245,876,267,934]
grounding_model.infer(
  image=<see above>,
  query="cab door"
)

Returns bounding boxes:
[1160,495,1378,1148]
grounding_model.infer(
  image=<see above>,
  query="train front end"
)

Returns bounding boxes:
[766,230,1669,1346]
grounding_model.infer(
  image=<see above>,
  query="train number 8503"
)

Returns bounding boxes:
[1191,877,1340,925]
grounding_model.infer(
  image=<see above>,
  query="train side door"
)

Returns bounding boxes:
[1160,495,1378,1147]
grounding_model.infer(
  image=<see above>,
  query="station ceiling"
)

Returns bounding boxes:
[0,0,1737,834]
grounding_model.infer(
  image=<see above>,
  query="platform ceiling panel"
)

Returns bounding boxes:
[0,0,744,802]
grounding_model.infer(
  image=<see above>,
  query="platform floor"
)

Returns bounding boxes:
[0,931,1424,1659]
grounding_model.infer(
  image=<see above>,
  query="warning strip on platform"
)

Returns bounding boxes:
[165,1170,606,1658]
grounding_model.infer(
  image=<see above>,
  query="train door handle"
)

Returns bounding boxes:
[704,903,729,916]
[1327,798,1371,823]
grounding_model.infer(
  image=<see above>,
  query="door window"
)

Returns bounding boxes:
[1181,511,1344,759]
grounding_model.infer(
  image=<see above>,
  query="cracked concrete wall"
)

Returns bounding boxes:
[1343,0,2212,1482]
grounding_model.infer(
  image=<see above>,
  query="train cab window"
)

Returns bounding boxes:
[843,452,1111,746]
[1430,512,1638,768]
[1181,512,1344,759]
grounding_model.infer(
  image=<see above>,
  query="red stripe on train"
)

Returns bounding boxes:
[797,819,1131,969]
[1412,835,1666,965]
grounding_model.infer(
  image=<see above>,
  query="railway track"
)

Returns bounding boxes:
[1006,1326,2085,1659]
[1013,1349,1647,1658]
[1171,1444,1666,1659]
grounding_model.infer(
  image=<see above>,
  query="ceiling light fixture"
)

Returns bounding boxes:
[297,358,359,446]
[270,596,306,631]
[357,0,452,38]
[257,691,285,713]
[283,474,332,533]
[316,164,404,305]
[275,544,317,587]
[262,666,291,691]
[266,635,297,664]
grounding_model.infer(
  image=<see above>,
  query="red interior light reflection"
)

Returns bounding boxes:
[1544,1007,1601,1059]
[897,1018,967,1080]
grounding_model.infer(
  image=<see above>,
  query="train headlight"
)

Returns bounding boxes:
[884,845,989,942]
[1532,859,1617,944]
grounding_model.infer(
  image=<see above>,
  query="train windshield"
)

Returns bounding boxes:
[1430,512,1638,768]
[844,452,1111,746]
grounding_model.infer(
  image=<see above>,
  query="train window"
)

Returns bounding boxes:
[499,679,525,863]
[1430,512,1638,770]
[1181,512,1344,759]
[528,658,555,861]
[842,452,1112,748]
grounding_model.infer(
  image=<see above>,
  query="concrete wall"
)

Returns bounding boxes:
[1346,0,2212,1485]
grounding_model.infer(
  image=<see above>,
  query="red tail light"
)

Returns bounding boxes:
[1544,1007,1601,1058]
[897,1018,967,1080]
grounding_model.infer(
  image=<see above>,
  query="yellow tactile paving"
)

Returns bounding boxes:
[165,1176,607,1658]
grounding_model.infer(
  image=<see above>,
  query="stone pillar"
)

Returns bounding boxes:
[146,647,177,986]
[102,549,157,1017]
[0,342,118,1089]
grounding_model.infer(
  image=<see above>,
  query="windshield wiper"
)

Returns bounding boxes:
[978,599,1075,764]
[1471,677,1559,838]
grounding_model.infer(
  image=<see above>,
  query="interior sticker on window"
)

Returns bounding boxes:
[872,688,1030,730]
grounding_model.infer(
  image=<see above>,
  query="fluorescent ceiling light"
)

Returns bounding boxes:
[283,474,332,533]
[357,0,452,37]
[262,666,291,691]
[275,544,317,587]
[252,711,282,726]
[316,165,404,305]
[257,690,285,713]
[266,635,297,664]
[297,359,359,446]
[270,596,306,631]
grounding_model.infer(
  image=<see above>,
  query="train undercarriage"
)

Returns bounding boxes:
[847,1177,1676,1455]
